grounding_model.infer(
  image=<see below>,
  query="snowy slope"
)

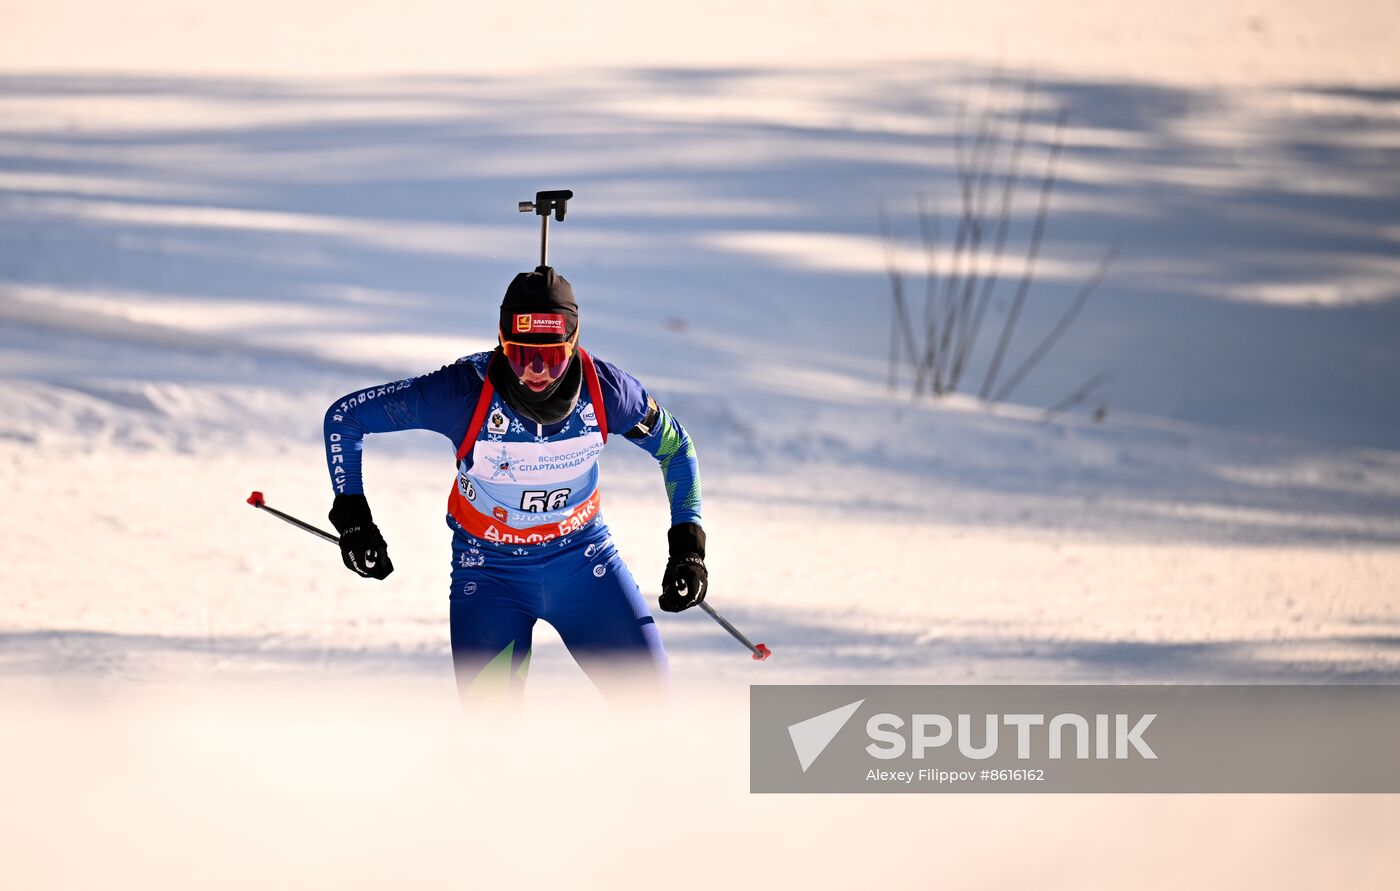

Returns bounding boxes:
[2,2,1399,889]
[3,59,1398,689]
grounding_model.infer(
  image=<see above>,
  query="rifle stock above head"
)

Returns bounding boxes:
[518,189,573,221]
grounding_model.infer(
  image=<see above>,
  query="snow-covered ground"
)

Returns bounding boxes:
[2,1,1399,888]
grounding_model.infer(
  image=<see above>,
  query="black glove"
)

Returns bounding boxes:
[660,522,707,612]
[328,494,394,580]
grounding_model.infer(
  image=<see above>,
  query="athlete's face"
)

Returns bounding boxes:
[500,335,575,392]
[518,363,556,392]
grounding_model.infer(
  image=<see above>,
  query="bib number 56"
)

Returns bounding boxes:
[521,488,570,512]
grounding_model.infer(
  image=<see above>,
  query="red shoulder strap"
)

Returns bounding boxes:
[457,354,498,461]
[578,348,608,442]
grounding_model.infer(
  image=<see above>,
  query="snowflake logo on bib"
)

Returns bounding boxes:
[487,445,517,481]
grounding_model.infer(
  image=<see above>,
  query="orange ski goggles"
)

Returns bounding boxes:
[499,330,578,379]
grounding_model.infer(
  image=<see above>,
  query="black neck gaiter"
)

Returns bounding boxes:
[488,347,582,427]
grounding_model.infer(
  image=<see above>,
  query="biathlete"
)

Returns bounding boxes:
[322,266,706,704]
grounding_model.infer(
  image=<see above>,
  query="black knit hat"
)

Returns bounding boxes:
[499,266,578,344]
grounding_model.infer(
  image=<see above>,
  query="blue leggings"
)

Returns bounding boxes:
[448,518,669,704]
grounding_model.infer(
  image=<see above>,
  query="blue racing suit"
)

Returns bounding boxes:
[323,349,701,703]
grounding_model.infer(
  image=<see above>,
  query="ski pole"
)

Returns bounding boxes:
[699,601,772,661]
[246,491,339,544]
[247,490,771,662]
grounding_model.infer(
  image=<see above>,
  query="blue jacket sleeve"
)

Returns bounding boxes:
[594,358,702,527]
[323,362,481,495]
